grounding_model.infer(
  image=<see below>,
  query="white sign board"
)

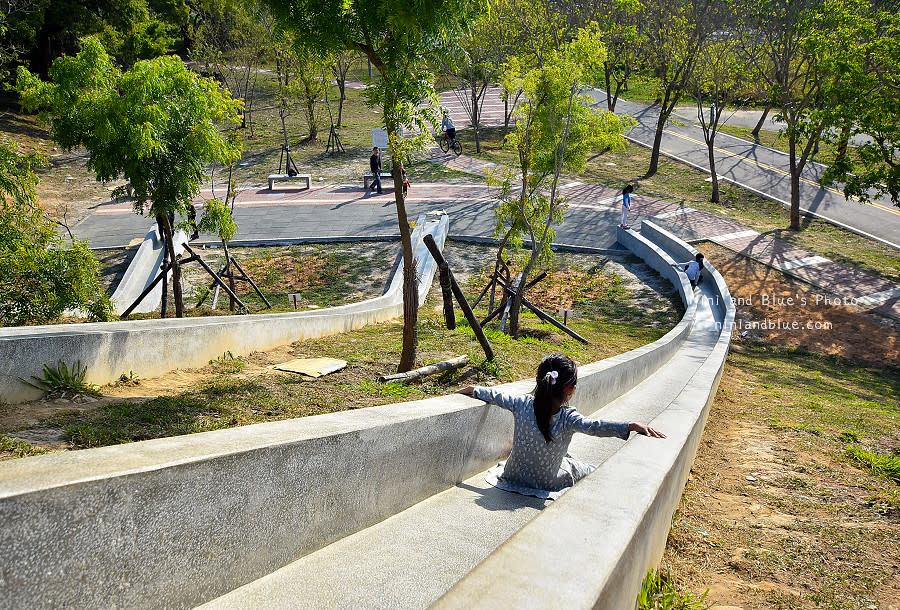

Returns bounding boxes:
[371,128,389,150]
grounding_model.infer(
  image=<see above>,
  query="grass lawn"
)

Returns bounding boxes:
[1,245,680,453]
[467,125,900,286]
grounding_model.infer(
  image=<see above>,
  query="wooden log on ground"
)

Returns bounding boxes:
[378,355,470,383]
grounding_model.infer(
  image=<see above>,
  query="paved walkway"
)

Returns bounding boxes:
[429,151,899,321]
[586,90,900,250]
[71,90,899,322]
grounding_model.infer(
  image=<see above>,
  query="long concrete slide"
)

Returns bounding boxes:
[0,213,448,404]
[0,220,734,609]
[109,225,189,316]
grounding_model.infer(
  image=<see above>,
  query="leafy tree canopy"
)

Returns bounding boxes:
[0,143,112,326]
[17,37,242,221]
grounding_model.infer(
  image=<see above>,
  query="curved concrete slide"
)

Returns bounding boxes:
[0,220,733,609]
[109,225,189,315]
[0,213,448,403]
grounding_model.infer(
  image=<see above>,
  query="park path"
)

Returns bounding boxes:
[433,88,899,321]
[71,87,898,322]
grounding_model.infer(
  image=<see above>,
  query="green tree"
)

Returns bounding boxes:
[493,22,630,336]
[822,3,900,207]
[593,0,646,112]
[331,51,360,128]
[691,36,752,203]
[444,0,523,152]
[736,0,856,229]
[18,38,242,317]
[642,0,720,176]
[190,0,268,134]
[263,0,483,372]
[0,144,112,326]
[12,0,175,76]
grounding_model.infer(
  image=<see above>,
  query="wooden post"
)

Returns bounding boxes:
[438,263,456,330]
[521,297,589,343]
[423,234,494,361]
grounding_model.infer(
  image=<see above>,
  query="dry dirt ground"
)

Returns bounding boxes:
[664,243,899,610]
[0,243,673,435]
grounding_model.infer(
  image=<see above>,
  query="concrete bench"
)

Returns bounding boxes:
[363,172,392,190]
[268,174,311,190]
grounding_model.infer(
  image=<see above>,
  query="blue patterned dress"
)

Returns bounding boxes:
[473,386,630,500]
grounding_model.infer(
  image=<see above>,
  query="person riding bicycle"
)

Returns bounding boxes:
[441,112,456,144]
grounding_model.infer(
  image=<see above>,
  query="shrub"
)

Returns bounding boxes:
[0,203,112,326]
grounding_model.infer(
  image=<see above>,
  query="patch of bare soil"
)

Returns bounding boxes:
[664,370,900,610]
[660,244,900,609]
[706,242,898,365]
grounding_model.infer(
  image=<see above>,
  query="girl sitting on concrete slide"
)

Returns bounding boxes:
[672,252,705,288]
[457,353,665,500]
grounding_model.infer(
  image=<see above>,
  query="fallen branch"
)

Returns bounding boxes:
[378,355,470,383]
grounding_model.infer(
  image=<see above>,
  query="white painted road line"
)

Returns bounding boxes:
[557,181,584,190]
[770,256,831,271]
[653,208,697,220]
[855,287,900,307]
[707,229,760,242]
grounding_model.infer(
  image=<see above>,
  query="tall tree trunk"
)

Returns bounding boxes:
[306,96,318,141]
[604,64,614,112]
[471,86,481,154]
[708,141,719,203]
[337,83,346,126]
[648,111,667,176]
[223,240,236,311]
[388,128,418,372]
[835,124,851,161]
[789,136,801,230]
[508,254,537,338]
[503,95,510,137]
[752,105,770,137]
[161,214,185,317]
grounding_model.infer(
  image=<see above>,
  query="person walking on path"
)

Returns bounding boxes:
[457,353,665,500]
[400,162,410,197]
[369,146,383,195]
[672,253,705,288]
[620,184,634,228]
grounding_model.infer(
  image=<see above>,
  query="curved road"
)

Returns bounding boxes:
[588,90,900,250]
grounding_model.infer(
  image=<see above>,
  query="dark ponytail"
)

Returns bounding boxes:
[695,252,704,269]
[532,353,578,443]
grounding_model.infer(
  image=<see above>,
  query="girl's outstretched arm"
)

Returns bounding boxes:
[457,386,524,412]
[628,422,667,438]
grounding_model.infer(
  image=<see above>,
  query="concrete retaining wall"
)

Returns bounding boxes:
[435,222,736,609]
[0,223,705,609]
[0,215,447,404]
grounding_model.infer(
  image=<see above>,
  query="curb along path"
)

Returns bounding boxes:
[72,88,899,322]
[430,147,900,322]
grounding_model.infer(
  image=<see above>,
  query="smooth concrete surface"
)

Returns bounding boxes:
[109,226,189,315]
[0,214,446,403]
[0,223,708,609]
[200,224,723,609]
[199,293,717,609]
[0,219,731,609]
[0,395,513,609]
[434,224,735,609]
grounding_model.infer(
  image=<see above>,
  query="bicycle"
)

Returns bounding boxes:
[438,130,462,156]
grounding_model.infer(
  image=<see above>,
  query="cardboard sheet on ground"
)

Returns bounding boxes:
[273,357,347,377]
